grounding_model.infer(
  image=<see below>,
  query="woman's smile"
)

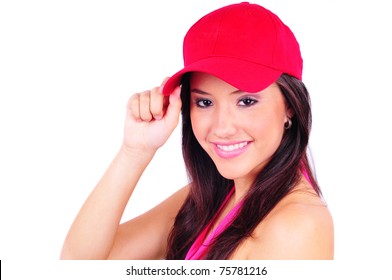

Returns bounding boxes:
[212,141,251,159]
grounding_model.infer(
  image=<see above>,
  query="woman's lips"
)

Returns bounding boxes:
[212,141,251,159]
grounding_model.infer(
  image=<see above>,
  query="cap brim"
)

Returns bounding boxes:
[162,57,282,95]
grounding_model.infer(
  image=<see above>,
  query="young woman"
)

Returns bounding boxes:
[61,2,333,260]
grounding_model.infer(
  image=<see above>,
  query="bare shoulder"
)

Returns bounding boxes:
[236,180,334,260]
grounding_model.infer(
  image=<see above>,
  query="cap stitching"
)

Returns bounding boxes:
[211,10,228,55]
[264,11,279,68]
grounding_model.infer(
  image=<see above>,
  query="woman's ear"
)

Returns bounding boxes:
[285,107,294,120]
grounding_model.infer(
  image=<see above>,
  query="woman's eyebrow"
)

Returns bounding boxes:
[230,89,245,95]
[190,88,210,95]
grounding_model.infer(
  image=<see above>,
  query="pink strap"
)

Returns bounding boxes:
[185,188,242,260]
[302,168,311,184]
[300,162,313,186]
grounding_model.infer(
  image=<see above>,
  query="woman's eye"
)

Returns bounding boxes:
[238,97,257,106]
[195,99,213,108]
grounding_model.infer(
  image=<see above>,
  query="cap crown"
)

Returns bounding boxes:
[183,2,302,80]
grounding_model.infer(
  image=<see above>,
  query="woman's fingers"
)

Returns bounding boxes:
[165,86,182,125]
[128,88,166,122]
[128,93,142,122]
[150,87,165,120]
[138,91,153,121]
[128,78,181,124]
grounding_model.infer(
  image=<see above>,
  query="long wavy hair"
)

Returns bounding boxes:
[165,73,321,259]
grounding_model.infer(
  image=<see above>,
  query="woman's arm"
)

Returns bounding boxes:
[60,81,182,259]
[108,184,189,259]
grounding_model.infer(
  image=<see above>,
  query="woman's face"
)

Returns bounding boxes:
[190,72,290,186]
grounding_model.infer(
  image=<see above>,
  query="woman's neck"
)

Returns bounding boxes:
[233,177,254,204]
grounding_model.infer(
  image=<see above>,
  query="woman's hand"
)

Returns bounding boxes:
[122,79,182,155]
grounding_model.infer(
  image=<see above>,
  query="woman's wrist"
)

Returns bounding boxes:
[118,143,156,167]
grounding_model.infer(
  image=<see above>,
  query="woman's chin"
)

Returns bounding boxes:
[216,167,245,181]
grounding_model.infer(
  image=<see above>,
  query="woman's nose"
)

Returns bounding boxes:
[212,108,237,138]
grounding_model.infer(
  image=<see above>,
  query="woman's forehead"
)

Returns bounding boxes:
[189,72,279,95]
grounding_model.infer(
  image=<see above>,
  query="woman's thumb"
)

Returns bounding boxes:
[165,86,182,125]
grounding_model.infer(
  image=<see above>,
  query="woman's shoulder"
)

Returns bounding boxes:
[234,179,334,259]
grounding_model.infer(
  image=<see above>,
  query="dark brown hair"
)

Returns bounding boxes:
[165,73,320,259]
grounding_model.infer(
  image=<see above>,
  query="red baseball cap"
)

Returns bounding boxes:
[162,2,302,95]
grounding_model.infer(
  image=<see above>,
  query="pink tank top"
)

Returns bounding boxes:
[185,187,242,260]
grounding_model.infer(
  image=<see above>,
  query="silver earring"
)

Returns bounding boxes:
[284,119,292,129]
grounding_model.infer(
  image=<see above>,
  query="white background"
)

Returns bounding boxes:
[1,0,391,277]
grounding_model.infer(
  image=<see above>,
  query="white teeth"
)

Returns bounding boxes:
[217,142,248,152]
